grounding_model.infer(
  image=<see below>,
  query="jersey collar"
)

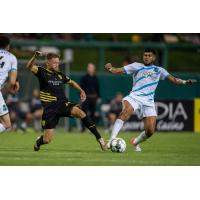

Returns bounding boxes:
[46,68,54,73]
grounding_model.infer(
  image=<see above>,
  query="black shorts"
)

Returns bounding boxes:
[41,101,79,129]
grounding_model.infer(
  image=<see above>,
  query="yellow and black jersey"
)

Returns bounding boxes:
[33,66,70,106]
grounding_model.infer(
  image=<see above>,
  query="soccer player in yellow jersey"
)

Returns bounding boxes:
[27,51,106,151]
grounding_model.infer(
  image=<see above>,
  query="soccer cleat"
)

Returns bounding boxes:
[130,137,135,145]
[134,144,142,152]
[130,137,142,152]
[34,144,40,151]
[34,137,41,151]
[97,138,107,151]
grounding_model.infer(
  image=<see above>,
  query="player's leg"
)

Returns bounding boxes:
[0,94,11,133]
[33,109,43,131]
[89,98,96,123]
[107,100,133,147]
[0,113,12,133]
[108,112,117,131]
[130,104,157,151]
[34,108,58,151]
[131,116,156,147]
[80,99,89,132]
[70,106,106,151]
[34,129,54,151]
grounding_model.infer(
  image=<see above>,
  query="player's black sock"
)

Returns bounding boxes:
[36,135,45,146]
[81,116,101,140]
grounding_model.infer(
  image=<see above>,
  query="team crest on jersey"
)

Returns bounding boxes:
[142,71,158,81]
[142,71,154,78]
[153,67,159,73]
[42,120,46,126]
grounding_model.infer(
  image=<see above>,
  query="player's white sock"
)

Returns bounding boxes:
[0,123,6,133]
[134,131,148,146]
[110,119,124,141]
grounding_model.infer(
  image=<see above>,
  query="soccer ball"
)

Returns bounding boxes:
[110,138,126,153]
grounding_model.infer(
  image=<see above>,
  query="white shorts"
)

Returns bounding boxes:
[0,92,9,116]
[123,94,157,118]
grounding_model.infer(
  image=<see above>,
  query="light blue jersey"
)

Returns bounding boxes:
[123,62,170,103]
[0,49,17,89]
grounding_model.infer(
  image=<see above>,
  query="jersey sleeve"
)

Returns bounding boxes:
[159,67,170,80]
[63,74,71,83]
[123,62,141,75]
[34,66,45,78]
[10,55,17,71]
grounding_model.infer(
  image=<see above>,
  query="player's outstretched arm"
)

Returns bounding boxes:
[167,75,197,85]
[26,51,44,74]
[105,63,124,75]
[68,80,86,102]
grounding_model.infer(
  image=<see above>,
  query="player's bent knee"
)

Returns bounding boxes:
[119,107,132,121]
[119,111,131,121]
[78,110,86,118]
[71,107,86,118]
[75,108,86,118]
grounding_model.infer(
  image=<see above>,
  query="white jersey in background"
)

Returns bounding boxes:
[0,49,17,116]
[123,62,170,117]
[0,49,17,89]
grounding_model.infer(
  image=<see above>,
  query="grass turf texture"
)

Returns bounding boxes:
[0,130,200,166]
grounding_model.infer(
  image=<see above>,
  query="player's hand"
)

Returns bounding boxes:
[34,51,44,58]
[185,79,197,84]
[80,90,86,102]
[105,63,112,71]
[10,81,20,94]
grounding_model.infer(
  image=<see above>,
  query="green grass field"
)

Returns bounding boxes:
[0,130,200,166]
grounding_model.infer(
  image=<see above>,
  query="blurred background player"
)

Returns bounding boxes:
[5,88,42,132]
[105,48,197,151]
[29,88,43,131]
[26,51,106,151]
[80,63,100,131]
[5,90,31,131]
[100,93,123,132]
[0,35,19,133]
[107,92,123,132]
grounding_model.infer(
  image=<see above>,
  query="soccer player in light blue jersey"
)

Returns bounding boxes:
[0,35,19,133]
[105,48,197,151]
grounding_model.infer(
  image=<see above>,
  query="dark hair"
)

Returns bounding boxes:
[0,35,10,49]
[144,48,156,55]
[46,53,60,60]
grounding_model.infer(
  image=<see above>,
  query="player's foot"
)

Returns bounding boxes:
[97,138,107,151]
[130,137,134,145]
[105,140,111,149]
[34,137,40,151]
[134,144,142,152]
[130,137,142,152]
